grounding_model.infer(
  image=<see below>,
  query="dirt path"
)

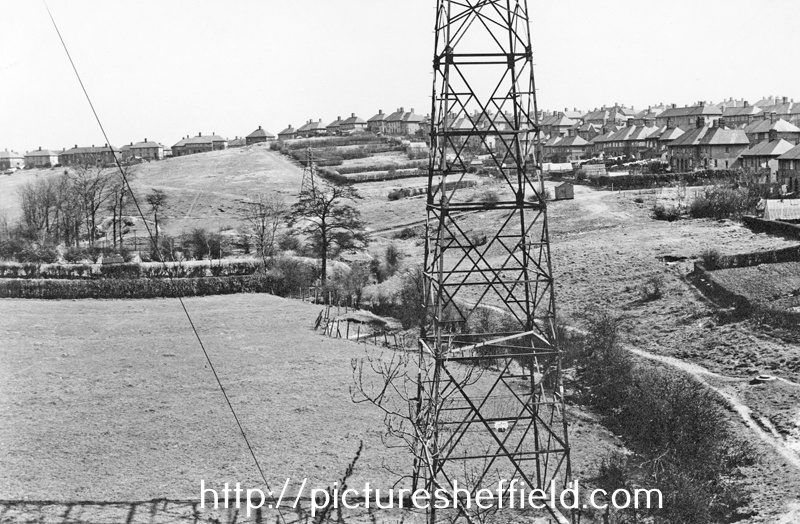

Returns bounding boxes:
[625,345,800,471]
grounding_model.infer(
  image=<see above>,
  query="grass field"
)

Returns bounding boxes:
[708,261,800,306]
[0,294,402,500]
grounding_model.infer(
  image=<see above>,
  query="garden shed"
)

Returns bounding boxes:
[554,182,574,200]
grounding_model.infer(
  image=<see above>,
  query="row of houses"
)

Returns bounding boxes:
[278,107,426,140]
[1,125,281,170]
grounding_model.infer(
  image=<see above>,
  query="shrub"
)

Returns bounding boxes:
[265,256,315,296]
[700,248,721,270]
[384,243,401,277]
[639,274,664,301]
[277,232,303,253]
[652,203,680,221]
[185,228,227,260]
[393,227,417,240]
[479,189,499,206]
[688,185,756,219]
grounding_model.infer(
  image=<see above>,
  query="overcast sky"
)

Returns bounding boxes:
[1,0,798,154]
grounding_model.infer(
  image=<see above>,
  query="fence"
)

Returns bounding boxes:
[316,311,414,351]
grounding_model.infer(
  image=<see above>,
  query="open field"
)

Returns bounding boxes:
[709,261,800,306]
[0,294,621,504]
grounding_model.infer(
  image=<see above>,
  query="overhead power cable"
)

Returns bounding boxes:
[43,3,288,522]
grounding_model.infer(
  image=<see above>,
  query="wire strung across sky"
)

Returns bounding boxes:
[42,3,289,520]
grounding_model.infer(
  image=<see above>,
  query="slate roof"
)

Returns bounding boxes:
[777,143,800,161]
[341,114,366,125]
[131,140,164,149]
[278,125,296,135]
[185,134,226,145]
[61,145,121,154]
[658,127,686,141]
[554,135,588,147]
[740,139,794,157]
[744,118,800,135]
[246,126,275,139]
[0,150,23,159]
[368,111,386,122]
[25,148,57,157]
[722,106,762,118]
[658,105,723,119]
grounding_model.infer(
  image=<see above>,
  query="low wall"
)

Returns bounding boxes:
[688,264,750,309]
[742,216,800,240]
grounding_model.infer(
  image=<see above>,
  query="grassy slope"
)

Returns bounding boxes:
[0,294,397,499]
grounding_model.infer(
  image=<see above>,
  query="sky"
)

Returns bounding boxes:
[1,0,799,154]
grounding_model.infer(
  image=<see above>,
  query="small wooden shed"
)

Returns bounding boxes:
[554,182,574,201]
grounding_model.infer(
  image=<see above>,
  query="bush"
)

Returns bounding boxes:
[265,256,315,296]
[651,203,680,221]
[185,228,227,260]
[479,189,499,206]
[384,243,401,277]
[639,274,664,301]
[688,186,756,219]
[701,248,721,270]
[393,227,417,240]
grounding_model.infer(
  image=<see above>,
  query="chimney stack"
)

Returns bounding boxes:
[696,116,705,129]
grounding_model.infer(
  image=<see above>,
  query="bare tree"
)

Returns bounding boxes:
[69,161,114,246]
[289,178,367,284]
[106,163,138,248]
[242,193,286,266]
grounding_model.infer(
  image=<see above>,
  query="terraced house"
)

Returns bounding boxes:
[656,103,722,129]
[58,144,121,166]
[668,118,749,171]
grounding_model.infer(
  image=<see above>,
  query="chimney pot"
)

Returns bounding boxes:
[38,146,41,151]
[400,107,404,112]
[199,132,202,136]
[351,113,355,117]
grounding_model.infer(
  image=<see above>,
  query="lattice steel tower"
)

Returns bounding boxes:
[415,1,572,522]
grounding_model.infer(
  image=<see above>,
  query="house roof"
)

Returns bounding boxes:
[550,115,578,128]
[778,143,800,160]
[741,138,795,157]
[658,105,723,119]
[368,110,387,122]
[25,148,57,157]
[341,114,366,125]
[698,127,749,146]
[658,126,686,141]
[744,117,800,135]
[607,125,659,143]
[554,135,588,147]
[228,137,246,147]
[722,105,762,118]
[172,137,189,148]
[543,136,562,147]
[0,150,23,159]
[589,130,615,144]
[326,117,343,129]
[61,145,121,154]
[131,140,164,149]
[185,134,226,145]
[246,126,275,139]
[278,125,296,135]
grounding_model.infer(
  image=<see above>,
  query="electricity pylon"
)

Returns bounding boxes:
[415,2,572,523]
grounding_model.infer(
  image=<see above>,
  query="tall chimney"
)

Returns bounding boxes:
[351,113,355,117]
[696,116,705,129]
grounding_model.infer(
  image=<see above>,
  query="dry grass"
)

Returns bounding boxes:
[0,294,399,499]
